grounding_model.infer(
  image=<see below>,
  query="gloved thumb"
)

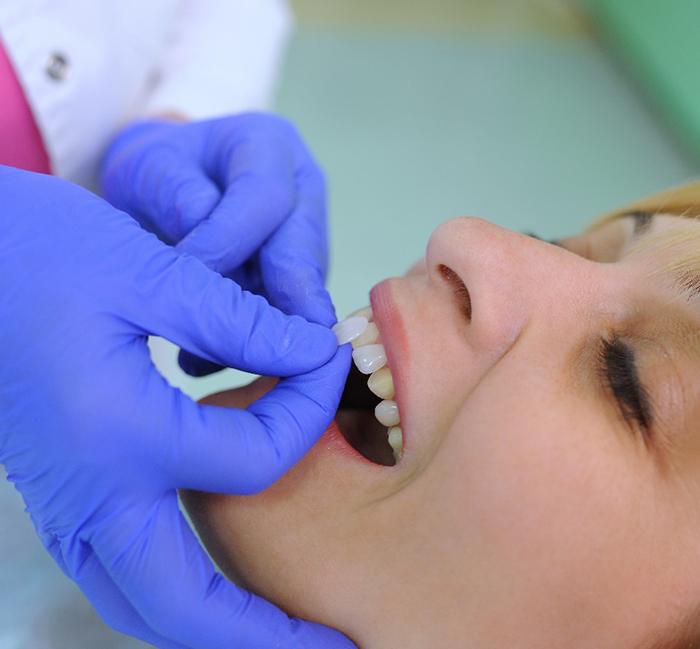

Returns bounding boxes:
[116,231,339,376]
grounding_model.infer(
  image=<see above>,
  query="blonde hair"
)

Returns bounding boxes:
[589,180,700,231]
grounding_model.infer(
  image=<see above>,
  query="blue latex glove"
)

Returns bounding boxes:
[101,112,333,377]
[0,166,355,649]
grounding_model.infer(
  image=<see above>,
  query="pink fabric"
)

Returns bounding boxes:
[0,40,51,173]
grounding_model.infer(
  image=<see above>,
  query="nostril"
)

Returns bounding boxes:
[438,264,472,322]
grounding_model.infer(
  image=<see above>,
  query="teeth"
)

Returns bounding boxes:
[352,344,386,374]
[375,399,400,427]
[347,305,404,463]
[387,426,403,462]
[351,321,379,348]
[367,366,395,399]
[332,316,368,345]
[348,306,373,321]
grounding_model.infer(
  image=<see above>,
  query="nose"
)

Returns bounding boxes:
[425,216,602,358]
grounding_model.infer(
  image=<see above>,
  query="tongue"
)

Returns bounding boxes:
[335,409,395,466]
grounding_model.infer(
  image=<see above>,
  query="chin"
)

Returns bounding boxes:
[181,373,392,638]
[183,296,422,646]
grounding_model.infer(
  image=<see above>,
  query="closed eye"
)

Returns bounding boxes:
[598,336,654,443]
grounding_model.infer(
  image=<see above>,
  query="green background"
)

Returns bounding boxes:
[587,0,700,161]
[153,0,698,401]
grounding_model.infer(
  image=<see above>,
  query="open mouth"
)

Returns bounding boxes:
[334,307,403,467]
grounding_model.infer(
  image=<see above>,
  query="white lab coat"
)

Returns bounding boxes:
[0,0,292,189]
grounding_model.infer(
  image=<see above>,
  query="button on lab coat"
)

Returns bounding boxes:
[0,0,292,189]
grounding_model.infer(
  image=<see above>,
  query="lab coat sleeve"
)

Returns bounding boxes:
[143,0,294,118]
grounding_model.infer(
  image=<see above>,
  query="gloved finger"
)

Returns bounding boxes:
[148,159,222,243]
[226,254,267,297]
[159,343,350,494]
[176,261,265,378]
[120,237,338,377]
[91,493,357,649]
[35,528,71,579]
[102,138,221,244]
[175,133,296,274]
[259,162,336,327]
[71,548,194,649]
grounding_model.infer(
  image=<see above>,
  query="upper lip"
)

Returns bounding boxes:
[370,279,410,455]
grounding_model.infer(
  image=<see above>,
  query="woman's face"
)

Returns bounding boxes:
[185,213,700,649]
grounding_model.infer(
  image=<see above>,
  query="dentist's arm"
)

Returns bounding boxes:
[0,167,354,649]
[101,112,334,377]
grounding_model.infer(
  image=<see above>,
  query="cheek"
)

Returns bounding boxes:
[184,466,353,626]
[182,433,401,636]
[428,383,673,627]
[461,411,625,565]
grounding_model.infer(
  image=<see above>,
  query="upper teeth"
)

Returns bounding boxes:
[352,322,379,348]
[367,366,394,399]
[351,344,386,374]
[374,399,399,427]
[332,315,369,345]
[334,306,403,462]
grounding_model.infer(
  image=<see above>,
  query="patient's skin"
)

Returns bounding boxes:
[184,213,700,648]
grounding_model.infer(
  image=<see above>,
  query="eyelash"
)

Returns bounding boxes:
[530,230,657,441]
[523,231,561,246]
[598,337,653,441]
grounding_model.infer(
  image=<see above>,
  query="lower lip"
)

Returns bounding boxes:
[320,419,362,459]
[318,419,394,470]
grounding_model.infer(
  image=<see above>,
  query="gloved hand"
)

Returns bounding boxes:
[101,112,332,377]
[0,167,355,649]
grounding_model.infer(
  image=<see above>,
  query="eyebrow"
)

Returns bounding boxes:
[627,210,655,237]
[626,210,700,303]
[674,269,700,301]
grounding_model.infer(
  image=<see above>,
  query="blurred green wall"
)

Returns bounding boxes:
[155,0,698,399]
[587,0,700,161]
